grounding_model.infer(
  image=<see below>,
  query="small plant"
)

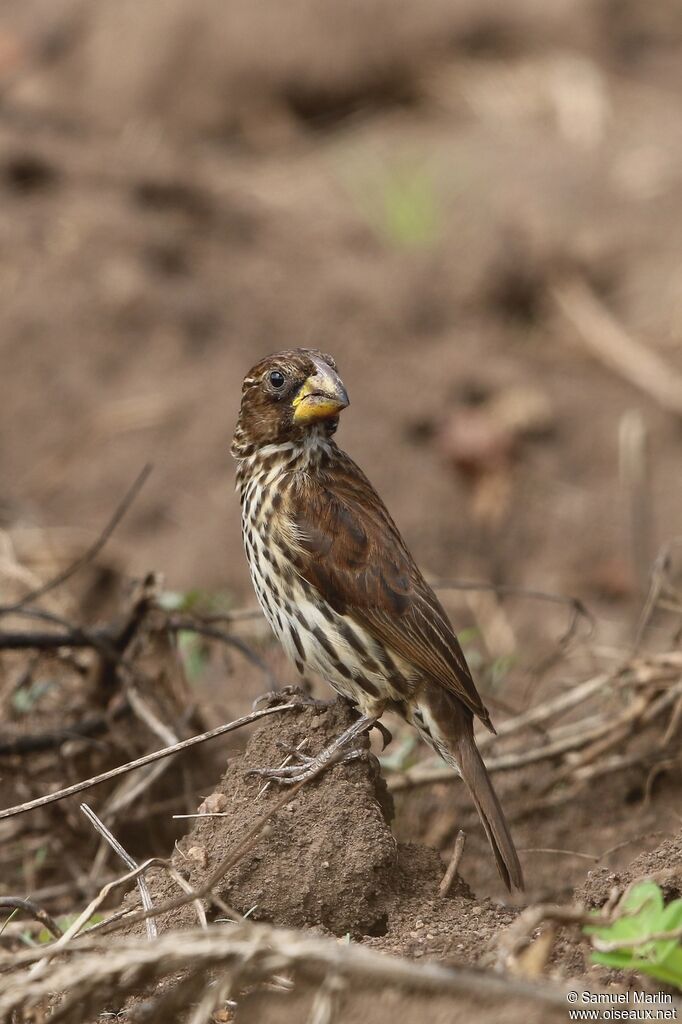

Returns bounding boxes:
[584,881,682,989]
[341,154,441,249]
[158,587,237,681]
[34,913,105,946]
[11,679,56,715]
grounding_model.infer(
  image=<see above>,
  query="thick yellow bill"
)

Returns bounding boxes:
[292,362,349,424]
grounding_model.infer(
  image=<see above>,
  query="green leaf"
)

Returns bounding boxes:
[584,882,682,990]
[178,631,210,681]
[35,912,105,945]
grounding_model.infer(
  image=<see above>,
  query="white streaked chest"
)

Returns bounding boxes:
[236,437,410,712]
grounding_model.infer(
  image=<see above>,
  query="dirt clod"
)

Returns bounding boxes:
[576,831,682,909]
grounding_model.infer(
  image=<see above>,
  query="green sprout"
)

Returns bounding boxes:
[11,680,56,715]
[584,881,682,989]
[158,588,234,615]
[342,155,441,249]
[158,587,238,681]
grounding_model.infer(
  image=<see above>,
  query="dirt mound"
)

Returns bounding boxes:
[576,830,682,909]
[123,697,518,958]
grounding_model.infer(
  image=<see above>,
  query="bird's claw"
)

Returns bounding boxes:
[247,713,378,789]
[247,744,366,786]
[372,720,392,751]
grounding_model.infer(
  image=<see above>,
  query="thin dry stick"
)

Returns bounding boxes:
[0,464,153,617]
[552,277,682,417]
[632,540,682,651]
[519,848,599,862]
[27,852,213,969]
[0,615,278,685]
[498,903,609,968]
[389,665,679,792]
[39,858,160,959]
[0,703,296,821]
[258,737,309,799]
[104,685,184,822]
[0,897,63,940]
[80,804,157,941]
[619,409,652,595]
[598,830,666,862]
[661,693,682,747]
[127,686,179,747]
[103,757,176,821]
[438,830,466,896]
[477,671,612,751]
[165,867,208,931]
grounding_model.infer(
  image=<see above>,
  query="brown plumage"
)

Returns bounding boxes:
[232,348,524,891]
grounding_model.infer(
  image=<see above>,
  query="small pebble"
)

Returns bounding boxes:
[187,846,207,868]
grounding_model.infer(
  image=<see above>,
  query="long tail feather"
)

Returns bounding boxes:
[417,683,524,892]
[455,726,524,891]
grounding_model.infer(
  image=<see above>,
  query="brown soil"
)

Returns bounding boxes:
[578,832,682,909]
[2,0,682,1019]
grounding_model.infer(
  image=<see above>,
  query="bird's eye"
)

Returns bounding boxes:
[268,370,286,390]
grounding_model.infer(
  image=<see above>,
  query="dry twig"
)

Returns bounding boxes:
[0,704,297,821]
[0,897,63,940]
[0,921,572,1020]
[552,277,682,417]
[438,830,466,896]
[80,803,158,941]
[0,464,152,618]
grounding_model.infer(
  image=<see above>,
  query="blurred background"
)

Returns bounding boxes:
[2,0,682,612]
[1,0,682,907]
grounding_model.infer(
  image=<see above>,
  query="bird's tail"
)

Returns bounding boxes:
[454,722,524,891]
[416,684,524,892]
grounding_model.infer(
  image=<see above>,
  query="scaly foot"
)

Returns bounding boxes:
[247,714,378,786]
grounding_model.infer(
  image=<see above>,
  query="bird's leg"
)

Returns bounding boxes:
[247,714,379,786]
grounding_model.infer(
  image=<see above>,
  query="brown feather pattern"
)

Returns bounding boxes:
[232,348,523,890]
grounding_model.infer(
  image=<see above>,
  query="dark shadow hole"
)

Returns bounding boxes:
[364,912,389,937]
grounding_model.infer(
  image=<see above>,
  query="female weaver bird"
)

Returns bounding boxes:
[231,348,523,891]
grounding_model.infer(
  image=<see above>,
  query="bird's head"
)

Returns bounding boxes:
[231,348,349,455]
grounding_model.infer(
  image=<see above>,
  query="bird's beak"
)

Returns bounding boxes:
[292,361,349,425]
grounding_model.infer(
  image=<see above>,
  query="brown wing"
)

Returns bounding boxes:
[284,453,493,729]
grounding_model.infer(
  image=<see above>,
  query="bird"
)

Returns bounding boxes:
[231,348,524,891]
